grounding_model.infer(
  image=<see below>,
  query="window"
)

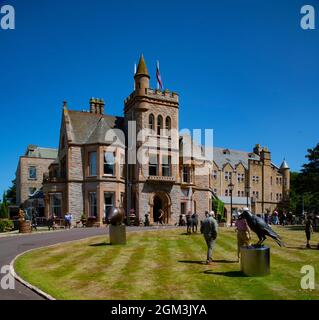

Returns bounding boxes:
[104,152,115,175]
[270,192,273,200]
[182,165,192,183]
[165,116,171,135]
[162,155,171,177]
[149,154,158,176]
[225,189,229,196]
[50,193,62,217]
[270,176,273,185]
[213,170,217,179]
[252,175,259,183]
[104,192,114,216]
[238,190,241,197]
[276,193,279,201]
[225,171,232,181]
[120,193,125,206]
[89,192,97,217]
[89,152,97,176]
[237,173,244,182]
[157,115,163,135]
[213,188,217,194]
[149,114,155,131]
[29,187,36,196]
[29,166,37,180]
[120,154,125,178]
[241,191,245,197]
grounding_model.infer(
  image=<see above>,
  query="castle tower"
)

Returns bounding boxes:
[124,55,180,225]
[280,159,290,201]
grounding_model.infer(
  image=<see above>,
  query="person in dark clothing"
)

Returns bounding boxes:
[305,215,313,248]
[200,211,218,265]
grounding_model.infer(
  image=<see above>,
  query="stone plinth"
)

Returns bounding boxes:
[109,224,126,245]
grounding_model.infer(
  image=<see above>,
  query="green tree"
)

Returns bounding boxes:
[6,179,16,204]
[292,143,319,214]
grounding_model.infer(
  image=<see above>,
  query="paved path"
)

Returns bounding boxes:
[0,226,175,300]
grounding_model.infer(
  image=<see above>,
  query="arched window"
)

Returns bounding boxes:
[165,116,171,135]
[149,114,155,131]
[157,115,163,135]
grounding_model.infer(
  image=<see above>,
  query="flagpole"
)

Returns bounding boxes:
[134,63,137,90]
[156,60,159,90]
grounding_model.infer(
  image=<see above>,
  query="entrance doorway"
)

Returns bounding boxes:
[153,196,162,223]
[151,192,171,224]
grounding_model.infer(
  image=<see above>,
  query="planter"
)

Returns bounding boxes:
[219,222,227,227]
[19,220,32,233]
[86,217,97,227]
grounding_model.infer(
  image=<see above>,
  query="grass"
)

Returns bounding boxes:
[14,226,319,300]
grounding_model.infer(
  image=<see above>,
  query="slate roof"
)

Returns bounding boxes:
[209,147,260,170]
[67,110,125,145]
[25,146,58,159]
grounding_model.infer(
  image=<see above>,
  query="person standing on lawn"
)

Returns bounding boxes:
[305,215,313,248]
[200,211,218,265]
[235,209,251,261]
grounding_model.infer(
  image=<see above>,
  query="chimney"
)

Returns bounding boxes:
[89,98,105,114]
[90,98,96,113]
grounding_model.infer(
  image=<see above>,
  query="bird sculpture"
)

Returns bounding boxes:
[239,210,284,247]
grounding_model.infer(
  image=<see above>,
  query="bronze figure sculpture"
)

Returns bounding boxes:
[239,210,284,247]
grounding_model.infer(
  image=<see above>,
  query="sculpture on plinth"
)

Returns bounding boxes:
[239,210,284,247]
[105,207,126,245]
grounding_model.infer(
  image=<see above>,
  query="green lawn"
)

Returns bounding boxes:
[15,226,319,300]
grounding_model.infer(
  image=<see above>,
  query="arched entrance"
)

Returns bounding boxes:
[153,196,162,223]
[150,192,171,224]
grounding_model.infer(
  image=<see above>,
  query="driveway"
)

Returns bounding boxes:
[0,226,174,300]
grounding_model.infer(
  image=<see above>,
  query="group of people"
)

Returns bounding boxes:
[200,207,318,265]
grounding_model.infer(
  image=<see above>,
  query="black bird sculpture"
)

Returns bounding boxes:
[239,210,284,247]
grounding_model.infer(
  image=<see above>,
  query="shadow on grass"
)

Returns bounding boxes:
[89,242,111,247]
[203,270,246,277]
[284,225,306,231]
[180,232,201,236]
[179,259,237,265]
[178,260,205,265]
[286,245,318,251]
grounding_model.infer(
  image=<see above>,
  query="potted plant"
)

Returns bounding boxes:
[80,213,87,227]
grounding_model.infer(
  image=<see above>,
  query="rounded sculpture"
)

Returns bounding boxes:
[105,207,125,226]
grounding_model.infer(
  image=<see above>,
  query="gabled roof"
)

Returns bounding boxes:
[204,147,260,170]
[66,110,124,145]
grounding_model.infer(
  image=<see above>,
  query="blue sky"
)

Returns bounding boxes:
[0,0,318,194]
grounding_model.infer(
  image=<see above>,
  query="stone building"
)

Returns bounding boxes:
[42,55,290,225]
[16,145,58,209]
[209,145,290,219]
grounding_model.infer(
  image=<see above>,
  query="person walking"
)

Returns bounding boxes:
[305,215,313,248]
[235,212,251,262]
[200,211,218,265]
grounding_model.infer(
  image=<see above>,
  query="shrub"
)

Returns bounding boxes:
[0,219,14,233]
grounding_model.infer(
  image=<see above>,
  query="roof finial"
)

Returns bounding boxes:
[134,54,150,78]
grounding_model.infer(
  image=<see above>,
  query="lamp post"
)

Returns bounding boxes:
[245,185,250,209]
[228,181,234,226]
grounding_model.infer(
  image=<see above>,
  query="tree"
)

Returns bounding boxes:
[292,143,319,214]
[5,179,16,204]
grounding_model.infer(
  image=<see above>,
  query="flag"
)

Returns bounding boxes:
[134,63,137,89]
[156,60,163,90]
